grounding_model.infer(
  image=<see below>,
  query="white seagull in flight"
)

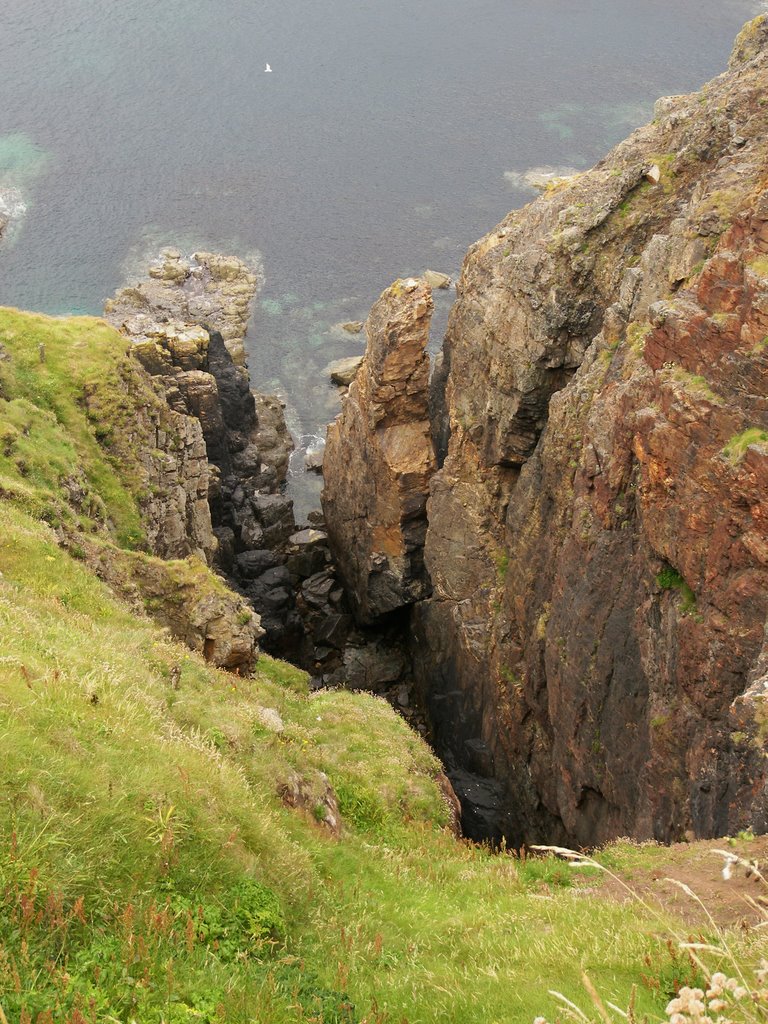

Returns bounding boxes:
[265,63,272,72]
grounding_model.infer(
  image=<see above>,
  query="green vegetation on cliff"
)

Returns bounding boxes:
[0,309,150,546]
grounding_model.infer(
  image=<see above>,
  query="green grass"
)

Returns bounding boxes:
[626,321,651,353]
[670,367,720,404]
[494,549,510,583]
[722,427,768,464]
[0,500,699,1023]
[0,307,191,548]
[657,565,698,615]
[0,307,748,1022]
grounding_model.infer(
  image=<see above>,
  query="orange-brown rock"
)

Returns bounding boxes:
[322,279,436,624]
[414,16,768,844]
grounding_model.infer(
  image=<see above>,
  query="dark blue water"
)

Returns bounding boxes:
[0,0,761,515]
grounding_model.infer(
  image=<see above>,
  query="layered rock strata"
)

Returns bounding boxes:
[322,278,436,624]
[81,346,217,563]
[412,17,768,844]
[105,251,301,654]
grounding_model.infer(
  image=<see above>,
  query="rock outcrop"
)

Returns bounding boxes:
[410,16,768,844]
[322,278,436,624]
[105,249,261,365]
[105,251,303,655]
[79,336,216,562]
[83,541,263,672]
[317,16,768,844]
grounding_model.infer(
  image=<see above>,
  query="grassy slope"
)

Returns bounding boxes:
[0,308,152,546]
[0,309,734,1023]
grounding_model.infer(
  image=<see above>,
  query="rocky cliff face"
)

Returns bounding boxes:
[322,279,436,624]
[416,16,768,844]
[323,16,768,844]
[81,344,217,563]
[105,250,305,655]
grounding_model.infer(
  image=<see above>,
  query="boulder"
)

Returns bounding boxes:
[289,528,328,548]
[324,355,364,386]
[236,549,279,578]
[423,270,451,289]
[332,640,407,692]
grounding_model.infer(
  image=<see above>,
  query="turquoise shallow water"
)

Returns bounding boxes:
[0,0,762,516]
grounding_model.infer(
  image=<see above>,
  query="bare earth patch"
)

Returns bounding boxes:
[595,836,768,929]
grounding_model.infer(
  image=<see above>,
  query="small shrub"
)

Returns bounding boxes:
[722,427,768,465]
[494,550,510,582]
[656,565,697,616]
[231,878,286,943]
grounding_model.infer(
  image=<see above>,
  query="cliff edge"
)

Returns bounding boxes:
[419,15,768,844]
[324,16,768,845]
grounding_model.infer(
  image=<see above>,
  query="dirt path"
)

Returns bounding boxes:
[594,836,768,930]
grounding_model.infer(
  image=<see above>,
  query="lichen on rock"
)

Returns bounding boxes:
[105,248,261,366]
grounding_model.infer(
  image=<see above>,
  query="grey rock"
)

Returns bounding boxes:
[423,270,452,289]
[237,549,279,578]
[289,528,328,548]
[325,355,364,387]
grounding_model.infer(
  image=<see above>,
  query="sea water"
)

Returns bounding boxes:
[0,0,762,517]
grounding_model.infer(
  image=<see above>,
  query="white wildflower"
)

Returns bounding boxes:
[708,973,728,997]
